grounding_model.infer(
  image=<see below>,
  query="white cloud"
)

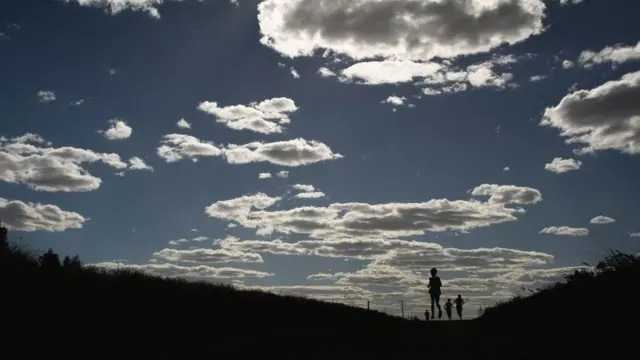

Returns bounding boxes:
[578,41,640,68]
[470,184,542,205]
[290,67,300,79]
[630,233,640,237]
[176,118,191,129]
[317,67,337,77]
[341,60,442,85]
[541,70,640,155]
[152,248,263,264]
[72,99,84,106]
[224,138,343,167]
[157,134,224,163]
[292,184,315,192]
[60,0,196,19]
[0,133,128,192]
[296,191,326,199]
[539,226,589,236]
[37,90,56,103]
[0,196,86,232]
[562,60,575,69]
[544,157,582,174]
[128,157,153,171]
[276,170,289,178]
[219,236,553,272]
[258,172,272,179]
[382,96,407,107]
[206,187,537,240]
[168,236,209,245]
[198,97,298,134]
[529,74,546,82]
[589,216,615,225]
[91,261,273,280]
[100,119,132,140]
[503,167,510,172]
[258,0,546,62]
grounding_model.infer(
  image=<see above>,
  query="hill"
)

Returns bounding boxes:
[1,228,637,359]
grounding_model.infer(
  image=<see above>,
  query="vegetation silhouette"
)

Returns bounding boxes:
[1,226,637,359]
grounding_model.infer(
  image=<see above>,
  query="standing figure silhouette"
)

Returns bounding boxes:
[454,294,465,320]
[427,268,442,319]
[444,298,453,320]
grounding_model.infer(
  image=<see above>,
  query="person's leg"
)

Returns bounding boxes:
[457,307,462,320]
[430,295,435,318]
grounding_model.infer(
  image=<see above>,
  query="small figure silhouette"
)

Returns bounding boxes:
[424,309,429,321]
[444,298,453,320]
[454,294,464,320]
[427,268,442,319]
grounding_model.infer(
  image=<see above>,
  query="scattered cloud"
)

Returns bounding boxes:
[0,196,86,232]
[562,60,575,69]
[503,167,510,172]
[590,216,616,225]
[59,0,197,19]
[539,226,589,236]
[470,184,542,205]
[198,97,298,134]
[317,67,337,77]
[37,90,56,103]
[99,119,132,140]
[296,191,326,199]
[630,233,640,238]
[382,95,408,107]
[206,186,539,240]
[544,157,582,174]
[128,157,153,171]
[290,67,300,79]
[529,75,546,82]
[578,41,640,68]
[176,118,191,129]
[1,133,128,192]
[152,248,263,264]
[276,170,289,178]
[71,99,84,106]
[541,70,640,155]
[157,134,223,163]
[258,172,272,179]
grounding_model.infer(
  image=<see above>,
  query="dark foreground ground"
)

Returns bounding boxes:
[2,321,547,360]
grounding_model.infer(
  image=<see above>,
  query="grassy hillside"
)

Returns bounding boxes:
[1,229,637,359]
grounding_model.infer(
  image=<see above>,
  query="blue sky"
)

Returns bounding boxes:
[1,0,639,317]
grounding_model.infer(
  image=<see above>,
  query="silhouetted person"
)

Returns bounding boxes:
[444,298,453,320]
[428,267,442,319]
[424,309,429,321]
[454,294,464,320]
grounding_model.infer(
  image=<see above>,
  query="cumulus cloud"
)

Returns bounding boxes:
[590,216,615,225]
[168,236,208,245]
[198,97,298,134]
[296,192,326,199]
[157,134,342,167]
[91,261,273,280]
[258,0,546,62]
[224,138,344,167]
[0,133,128,192]
[530,74,546,82]
[544,157,582,173]
[470,184,542,205]
[292,184,315,192]
[128,157,153,171]
[156,134,224,163]
[539,226,589,236]
[176,118,191,129]
[578,41,640,68]
[206,187,538,239]
[382,95,408,107]
[37,90,56,103]
[0,196,86,232]
[258,172,272,179]
[541,70,640,155]
[562,60,575,69]
[99,119,132,140]
[152,248,263,264]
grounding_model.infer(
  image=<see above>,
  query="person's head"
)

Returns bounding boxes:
[430,268,438,276]
[447,299,452,303]
[457,294,461,299]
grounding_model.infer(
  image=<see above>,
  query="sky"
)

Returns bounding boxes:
[1,0,640,318]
